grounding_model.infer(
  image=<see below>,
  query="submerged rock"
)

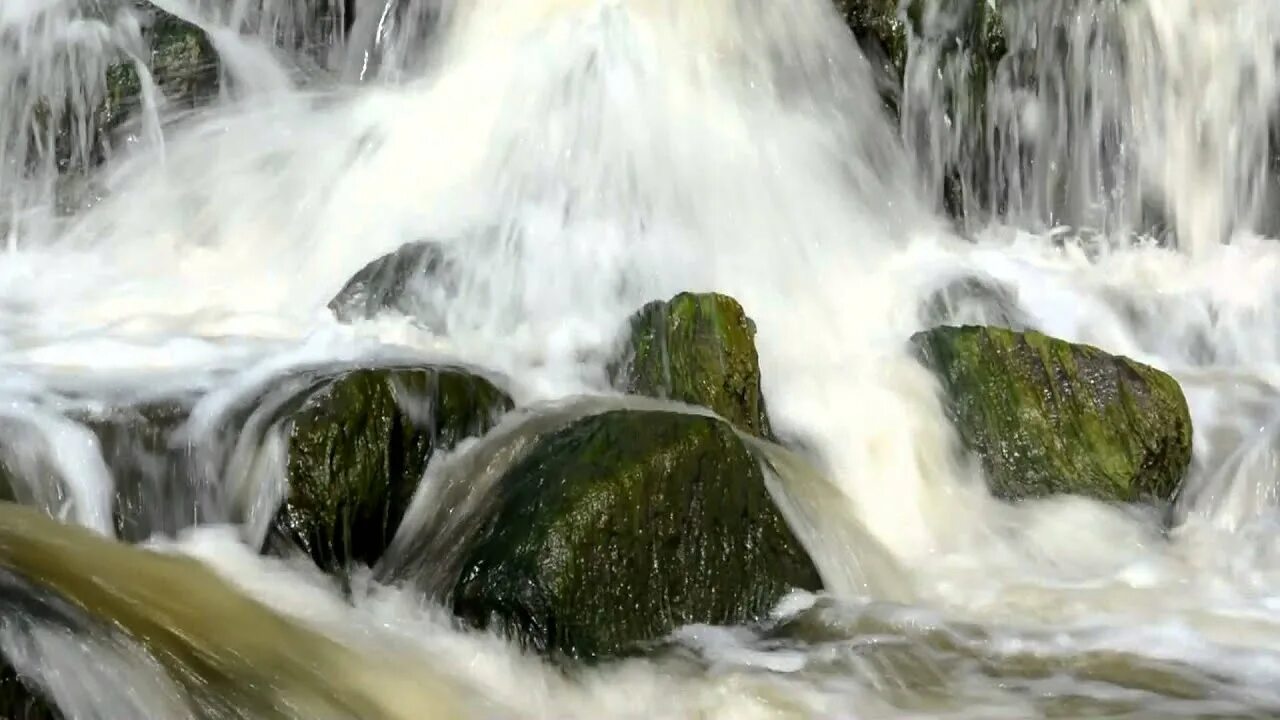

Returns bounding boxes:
[612,293,772,438]
[451,409,822,660]
[913,325,1193,502]
[0,667,59,720]
[274,365,513,573]
[327,241,456,324]
[920,274,1030,331]
[76,399,203,543]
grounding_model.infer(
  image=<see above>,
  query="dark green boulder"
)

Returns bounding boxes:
[912,325,1193,502]
[273,365,512,573]
[451,410,822,660]
[612,293,772,438]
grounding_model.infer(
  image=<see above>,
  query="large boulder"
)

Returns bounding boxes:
[611,293,772,438]
[451,409,822,660]
[913,325,1193,502]
[272,365,513,573]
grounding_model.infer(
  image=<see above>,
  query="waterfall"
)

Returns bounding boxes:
[1,0,1280,717]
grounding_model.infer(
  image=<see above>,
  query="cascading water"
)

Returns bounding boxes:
[2,0,1280,717]
[903,0,1280,248]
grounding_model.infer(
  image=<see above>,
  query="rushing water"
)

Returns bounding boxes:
[2,0,1280,717]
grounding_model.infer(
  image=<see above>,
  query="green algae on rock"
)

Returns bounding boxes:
[452,409,822,660]
[99,10,220,150]
[275,365,513,573]
[834,0,1006,219]
[612,293,773,438]
[912,325,1192,503]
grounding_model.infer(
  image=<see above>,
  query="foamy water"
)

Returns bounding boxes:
[2,0,1280,717]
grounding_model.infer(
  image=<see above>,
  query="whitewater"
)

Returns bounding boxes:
[3,0,1280,717]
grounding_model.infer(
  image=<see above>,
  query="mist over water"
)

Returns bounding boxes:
[2,0,1280,717]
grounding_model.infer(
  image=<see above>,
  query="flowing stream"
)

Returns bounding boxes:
[3,0,1280,717]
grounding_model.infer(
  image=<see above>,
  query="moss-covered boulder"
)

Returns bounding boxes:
[106,9,219,120]
[912,325,1193,502]
[451,409,822,660]
[612,293,772,438]
[327,241,456,325]
[50,7,219,183]
[273,365,512,573]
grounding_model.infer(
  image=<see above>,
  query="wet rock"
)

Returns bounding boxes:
[835,0,1006,220]
[273,365,513,573]
[913,325,1193,502]
[835,0,914,85]
[75,399,203,543]
[920,274,1030,331]
[327,241,456,325]
[105,9,220,122]
[40,7,219,212]
[611,293,772,438]
[451,409,822,660]
[0,667,59,720]
[0,422,79,521]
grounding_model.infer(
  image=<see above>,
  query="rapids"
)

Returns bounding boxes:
[2,0,1280,717]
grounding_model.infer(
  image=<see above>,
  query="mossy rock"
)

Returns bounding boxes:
[834,0,915,78]
[94,9,219,162]
[451,410,822,660]
[115,9,219,111]
[327,241,456,325]
[834,0,1006,219]
[274,366,513,573]
[612,293,772,438]
[912,325,1192,502]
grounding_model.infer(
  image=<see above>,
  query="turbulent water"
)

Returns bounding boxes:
[2,0,1280,717]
